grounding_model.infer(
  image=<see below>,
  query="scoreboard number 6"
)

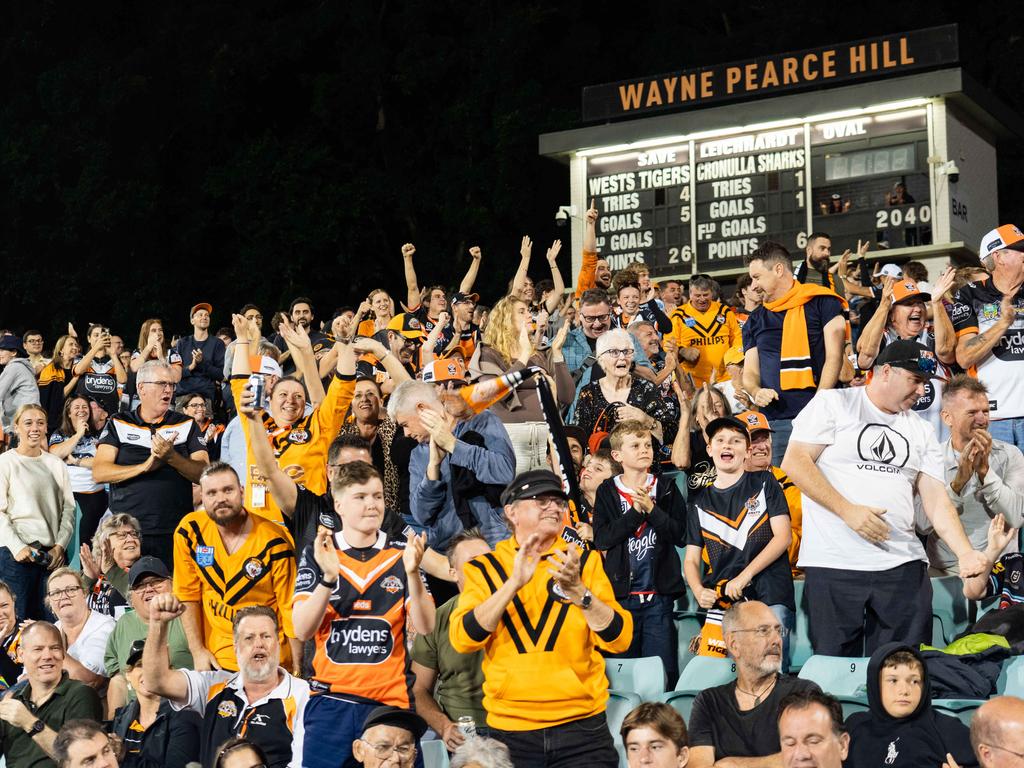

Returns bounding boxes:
[668,246,693,264]
[875,205,931,228]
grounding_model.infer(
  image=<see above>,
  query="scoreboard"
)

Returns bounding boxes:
[542,26,1008,282]
[584,106,933,278]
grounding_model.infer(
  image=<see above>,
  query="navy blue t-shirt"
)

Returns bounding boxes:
[741,295,843,421]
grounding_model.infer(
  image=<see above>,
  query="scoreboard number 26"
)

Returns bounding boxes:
[668,246,693,264]
[875,205,931,229]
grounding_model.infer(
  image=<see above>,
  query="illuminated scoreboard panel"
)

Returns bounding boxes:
[583,108,932,278]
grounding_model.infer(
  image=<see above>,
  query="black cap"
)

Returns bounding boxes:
[705,416,752,443]
[500,470,568,506]
[0,336,22,353]
[128,556,171,588]
[361,706,428,739]
[562,425,587,449]
[126,639,146,667]
[875,339,943,379]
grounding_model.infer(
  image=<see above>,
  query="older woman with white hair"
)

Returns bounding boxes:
[450,737,516,768]
[570,328,677,446]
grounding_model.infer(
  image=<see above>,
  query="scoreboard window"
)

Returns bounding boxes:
[810,109,931,249]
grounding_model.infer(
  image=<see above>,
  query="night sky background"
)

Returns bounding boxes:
[3,1,1023,341]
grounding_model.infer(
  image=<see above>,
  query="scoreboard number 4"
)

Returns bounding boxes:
[875,205,931,228]
[668,246,693,264]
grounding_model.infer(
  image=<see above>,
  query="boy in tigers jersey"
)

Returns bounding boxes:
[174,462,299,674]
[292,461,434,768]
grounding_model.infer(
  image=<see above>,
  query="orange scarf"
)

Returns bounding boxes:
[764,282,848,390]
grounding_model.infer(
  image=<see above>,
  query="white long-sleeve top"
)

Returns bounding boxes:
[0,450,75,553]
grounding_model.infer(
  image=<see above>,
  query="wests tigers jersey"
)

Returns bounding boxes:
[174,510,296,671]
[667,301,740,387]
[293,531,413,706]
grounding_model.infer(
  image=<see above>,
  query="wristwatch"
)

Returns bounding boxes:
[28,719,44,736]
[577,590,593,610]
[319,576,338,589]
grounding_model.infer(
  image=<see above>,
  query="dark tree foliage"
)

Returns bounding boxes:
[1,0,1022,339]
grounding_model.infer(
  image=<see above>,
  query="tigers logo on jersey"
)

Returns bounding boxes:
[244,558,264,580]
[380,575,402,594]
[288,429,311,445]
[217,700,237,718]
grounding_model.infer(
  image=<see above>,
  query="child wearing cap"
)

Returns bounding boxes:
[684,416,794,667]
[592,420,687,686]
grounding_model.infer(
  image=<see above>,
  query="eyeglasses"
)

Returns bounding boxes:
[47,586,83,600]
[361,741,416,761]
[132,577,166,592]
[185,401,207,410]
[601,348,634,359]
[984,743,1024,760]
[731,625,789,639]
[527,496,569,511]
[110,530,141,541]
[581,313,610,325]
[140,381,175,390]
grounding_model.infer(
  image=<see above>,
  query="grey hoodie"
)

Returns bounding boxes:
[0,358,40,432]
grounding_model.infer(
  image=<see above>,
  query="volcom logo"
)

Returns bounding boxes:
[871,433,896,463]
[857,425,910,468]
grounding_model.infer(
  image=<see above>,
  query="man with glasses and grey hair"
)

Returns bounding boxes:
[94,360,208,566]
[688,601,819,768]
[972,696,1024,767]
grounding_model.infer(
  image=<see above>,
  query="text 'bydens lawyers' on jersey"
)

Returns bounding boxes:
[173,510,297,671]
[449,536,632,732]
[667,301,740,388]
[292,530,414,707]
[98,408,205,533]
[950,277,1024,420]
[230,372,355,525]
[172,667,310,768]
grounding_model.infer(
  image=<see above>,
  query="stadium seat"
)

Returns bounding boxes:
[838,698,870,719]
[675,655,737,692]
[933,699,981,726]
[932,576,971,646]
[607,690,642,768]
[798,655,870,698]
[790,580,813,671]
[998,656,1024,696]
[675,614,703,679]
[658,656,738,723]
[605,656,666,702]
[420,739,450,768]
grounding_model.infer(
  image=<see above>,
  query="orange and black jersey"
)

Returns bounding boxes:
[293,531,413,706]
[667,301,740,387]
[174,510,297,671]
[450,536,632,731]
[230,372,354,525]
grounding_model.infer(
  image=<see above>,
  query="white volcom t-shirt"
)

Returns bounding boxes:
[792,387,944,571]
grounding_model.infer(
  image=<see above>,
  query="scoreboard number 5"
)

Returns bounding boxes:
[668,246,693,264]
[875,205,931,228]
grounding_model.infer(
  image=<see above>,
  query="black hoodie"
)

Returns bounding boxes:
[845,642,977,768]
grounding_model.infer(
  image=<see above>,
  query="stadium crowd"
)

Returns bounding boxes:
[1,204,1024,767]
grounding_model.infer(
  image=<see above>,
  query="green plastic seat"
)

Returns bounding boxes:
[605,657,666,702]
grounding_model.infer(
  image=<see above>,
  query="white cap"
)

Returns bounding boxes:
[878,263,902,278]
[257,357,283,378]
[980,224,1024,259]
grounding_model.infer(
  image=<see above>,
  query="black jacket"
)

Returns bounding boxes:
[845,642,976,768]
[592,475,687,599]
[112,698,202,768]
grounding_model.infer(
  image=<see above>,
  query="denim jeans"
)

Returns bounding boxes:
[302,695,425,768]
[989,417,1024,454]
[491,712,618,768]
[769,418,794,466]
[0,547,49,621]
[609,594,678,688]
